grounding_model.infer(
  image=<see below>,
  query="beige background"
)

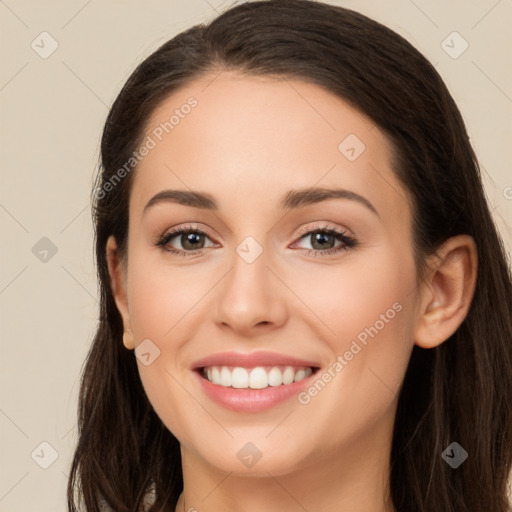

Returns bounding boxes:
[0,1,511,510]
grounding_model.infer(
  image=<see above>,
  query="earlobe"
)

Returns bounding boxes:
[414,234,478,349]
[123,329,135,351]
[106,235,135,350]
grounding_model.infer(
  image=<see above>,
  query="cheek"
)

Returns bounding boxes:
[290,245,417,409]
[123,248,216,441]
[126,248,206,339]
[290,243,416,347]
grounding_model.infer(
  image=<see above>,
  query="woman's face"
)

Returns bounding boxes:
[111,71,424,477]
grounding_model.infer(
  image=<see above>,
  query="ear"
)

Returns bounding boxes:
[106,235,135,350]
[414,234,478,349]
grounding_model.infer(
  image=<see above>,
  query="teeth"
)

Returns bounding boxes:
[294,368,306,382]
[268,367,283,386]
[283,366,295,385]
[232,367,249,388]
[202,365,313,389]
[220,367,232,387]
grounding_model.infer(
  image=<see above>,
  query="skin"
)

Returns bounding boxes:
[106,71,478,512]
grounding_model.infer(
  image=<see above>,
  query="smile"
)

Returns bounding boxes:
[191,351,321,411]
[201,365,314,389]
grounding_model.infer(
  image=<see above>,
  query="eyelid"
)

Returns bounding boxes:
[156,222,357,256]
[294,222,352,239]
[157,222,350,243]
[155,223,217,247]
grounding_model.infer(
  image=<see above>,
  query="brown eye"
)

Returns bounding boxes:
[292,227,357,257]
[156,227,216,255]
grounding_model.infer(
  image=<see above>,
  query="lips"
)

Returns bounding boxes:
[190,351,321,412]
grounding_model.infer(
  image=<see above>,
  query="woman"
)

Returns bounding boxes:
[67,1,512,510]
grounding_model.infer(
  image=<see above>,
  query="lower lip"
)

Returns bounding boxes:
[193,369,317,412]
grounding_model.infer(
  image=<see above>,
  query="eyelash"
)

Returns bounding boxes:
[155,223,357,258]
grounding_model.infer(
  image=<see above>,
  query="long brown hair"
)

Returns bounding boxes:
[67,1,512,510]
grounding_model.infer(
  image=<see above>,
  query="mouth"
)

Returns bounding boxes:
[190,351,321,411]
[196,364,320,389]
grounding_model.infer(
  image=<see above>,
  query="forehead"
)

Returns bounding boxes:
[131,71,410,224]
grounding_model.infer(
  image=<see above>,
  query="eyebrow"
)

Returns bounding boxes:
[143,187,379,217]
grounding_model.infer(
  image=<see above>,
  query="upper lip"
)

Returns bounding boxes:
[191,351,320,370]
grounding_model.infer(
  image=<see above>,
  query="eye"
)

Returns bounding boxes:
[155,223,357,258]
[291,224,357,257]
[155,225,217,256]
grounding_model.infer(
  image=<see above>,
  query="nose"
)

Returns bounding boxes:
[214,244,288,338]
